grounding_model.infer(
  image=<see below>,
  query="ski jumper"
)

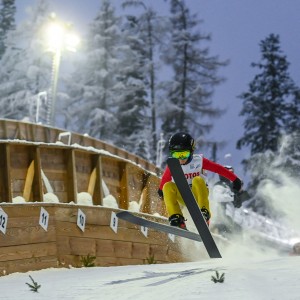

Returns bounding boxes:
[159,154,238,218]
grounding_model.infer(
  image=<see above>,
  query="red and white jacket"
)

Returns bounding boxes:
[159,154,238,191]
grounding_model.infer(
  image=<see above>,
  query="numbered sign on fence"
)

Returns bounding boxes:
[141,225,148,237]
[77,209,86,232]
[39,207,49,231]
[110,212,118,233]
[0,208,8,234]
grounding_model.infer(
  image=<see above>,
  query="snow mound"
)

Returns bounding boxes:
[43,193,59,203]
[128,201,140,212]
[103,194,118,208]
[12,196,26,203]
[77,192,93,206]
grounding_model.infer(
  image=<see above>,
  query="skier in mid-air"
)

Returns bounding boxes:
[158,132,242,230]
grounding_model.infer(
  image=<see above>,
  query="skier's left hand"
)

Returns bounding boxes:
[232,177,242,193]
[157,189,164,200]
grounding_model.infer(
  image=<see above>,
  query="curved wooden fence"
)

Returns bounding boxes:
[0,119,216,275]
[0,119,162,210]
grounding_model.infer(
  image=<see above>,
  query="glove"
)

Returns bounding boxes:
[157,189,164,199]
[232,177,242,193]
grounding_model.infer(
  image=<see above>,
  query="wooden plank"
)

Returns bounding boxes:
[5,216,55,228]
[56,235,70,255]
[167,248,189,263]
[93,239,151,261]
[95,239,116,257]
[93,155,103,205]
[126,165,145,203]
[0,225,56,247]
[113,240,133,258]
[87,167,97,196]
[23,160,35,201]
[0,242,57,262]
[53,206,112,225]
[132,242,150,259]
[74,152,93,196]
[32,147,44,201]
[55,221,170,245]
[69,237,96,256]
[0,204,56,218]
[149,244,169,261]
[0,256,58,275]
[119,162,129,209]
[0,144,12,203]
[66,149,77,203]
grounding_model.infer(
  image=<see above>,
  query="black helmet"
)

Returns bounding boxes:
[169,132,195,152]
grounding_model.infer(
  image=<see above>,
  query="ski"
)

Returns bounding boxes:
[167,157,222,258]
[117,211,202,243]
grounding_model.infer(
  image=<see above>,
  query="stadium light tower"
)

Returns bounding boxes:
[45,14,80,126]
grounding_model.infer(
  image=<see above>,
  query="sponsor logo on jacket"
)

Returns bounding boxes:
[184,172,200,179]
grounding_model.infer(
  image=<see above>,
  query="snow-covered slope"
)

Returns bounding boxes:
[1,254,299,300]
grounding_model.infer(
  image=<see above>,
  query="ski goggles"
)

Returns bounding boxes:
[171,150,191,159]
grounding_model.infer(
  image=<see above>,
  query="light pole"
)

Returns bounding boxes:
[45,15,80,126]
[36,91,47,123]
[156,133,166,168]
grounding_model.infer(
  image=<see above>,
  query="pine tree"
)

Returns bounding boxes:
[65,0,122,142]
[237,34,300,214]
[237,34,298,155]
[122,0,169,158]
[114,15,150,159]
[0,0,16,59]
[285,89,300,135]
[0,0,52,121]
[276,133,300,178]
[161,0,227,142]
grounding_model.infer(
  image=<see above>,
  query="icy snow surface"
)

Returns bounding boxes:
[0,254,299,300]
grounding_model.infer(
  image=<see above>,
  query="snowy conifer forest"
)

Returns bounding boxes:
[0,0,227,161]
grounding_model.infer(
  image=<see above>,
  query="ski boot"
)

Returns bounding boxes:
[168,214,187,230]
[201,207,211,226]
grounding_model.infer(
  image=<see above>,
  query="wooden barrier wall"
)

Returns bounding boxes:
[0,119,192,275]
[0,120,213,276]
[0,204,205,275]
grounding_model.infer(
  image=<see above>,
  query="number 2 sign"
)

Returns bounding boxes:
[0,208,8,234]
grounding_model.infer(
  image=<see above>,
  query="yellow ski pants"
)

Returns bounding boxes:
[162,176,210,217]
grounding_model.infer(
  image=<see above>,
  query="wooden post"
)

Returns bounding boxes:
[119,162,129,210]
[23,160,35,201]
[32,147,44,201]
[23,147,43,202]
[88,155,103,206]
[66,149,77,203]
[0,143,12,203]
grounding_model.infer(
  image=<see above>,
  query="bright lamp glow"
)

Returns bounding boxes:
[45,22,65,52]
[45,21,79,53]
